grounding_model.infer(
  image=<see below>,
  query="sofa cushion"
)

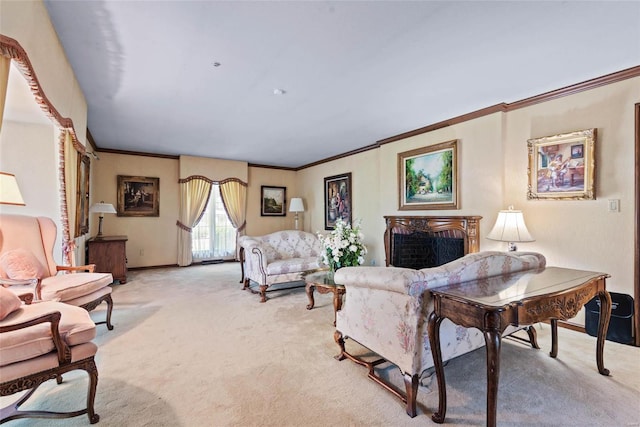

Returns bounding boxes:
[266,257,321,275]
[0,286,22,320]
[0,301,96,366]
[40,272,113,302]
[0,249,47,280]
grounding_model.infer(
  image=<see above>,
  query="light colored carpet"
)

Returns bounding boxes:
[3,262,639,426]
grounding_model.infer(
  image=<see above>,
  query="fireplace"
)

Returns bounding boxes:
[384,216,481,268]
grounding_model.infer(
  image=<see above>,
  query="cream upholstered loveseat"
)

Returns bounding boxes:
[333,251,546,417]
[240,230,323,302]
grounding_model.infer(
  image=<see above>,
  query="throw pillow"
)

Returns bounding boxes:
[0,286,22,320]
[0,249,47,280]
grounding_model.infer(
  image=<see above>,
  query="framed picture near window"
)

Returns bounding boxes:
[261,185,286,216]
[398,140,459,210]
[324,172,352,230]
[117,175,160,217]
[527,128,596,200]
[74,155,90,237]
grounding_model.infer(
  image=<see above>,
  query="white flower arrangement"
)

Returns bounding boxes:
[317,218,367,271]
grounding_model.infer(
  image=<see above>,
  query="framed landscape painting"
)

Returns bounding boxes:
[261,186,286,216]
[398,140,459,210]
[527,128,596,200]
[117,175,160,217]
[324,172,352,230]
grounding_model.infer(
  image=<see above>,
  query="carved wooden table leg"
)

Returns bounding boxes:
[305,282,315,310]
[525,325,540,349]
[596,290,612,376]
[550,318,558,358]
[332,288,345,326]
[484,329,502,427]
[428,310,446,424]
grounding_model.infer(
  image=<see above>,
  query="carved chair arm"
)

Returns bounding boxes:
[0,311,71,365]
[0,277,41,301]
[18,293,33,304]
[57,264,96,273]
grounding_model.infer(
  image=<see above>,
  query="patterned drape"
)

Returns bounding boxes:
[63,131,78,260]
[177,176,213,266]
[219,178,248,260]
[0,55,9,132]
[1,36,87,266]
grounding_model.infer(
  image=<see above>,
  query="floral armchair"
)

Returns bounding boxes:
[333,251,546,417]
[0,214,114,329]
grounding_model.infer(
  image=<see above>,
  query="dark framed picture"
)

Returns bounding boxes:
[75,155,90,236]
[261,186,286,216]
[117,175,160,217]
[527,128,596,200]
[324,172,352,230]
[398,139,459,210]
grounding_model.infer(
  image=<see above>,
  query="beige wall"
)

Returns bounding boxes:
[502,78,639,324]
[1,0,88,265]
[1,0,88,143]
[246,166,299,236]
[91,152,179,268]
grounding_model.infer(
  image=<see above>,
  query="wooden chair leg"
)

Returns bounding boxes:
[403,373,419,418]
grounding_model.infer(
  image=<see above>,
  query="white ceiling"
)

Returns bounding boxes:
[27,1,640,168]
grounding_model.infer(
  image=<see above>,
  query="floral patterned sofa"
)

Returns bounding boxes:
[333,250,546,417]
[240,230,323,302]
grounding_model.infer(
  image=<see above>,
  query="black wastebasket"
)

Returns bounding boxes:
[584,292,634,345]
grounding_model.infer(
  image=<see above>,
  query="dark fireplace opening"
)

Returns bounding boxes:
[392,232,465,269]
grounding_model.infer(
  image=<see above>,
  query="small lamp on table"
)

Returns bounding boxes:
[90,202,117,238]
[289,198,305,230]
[486,206,534,251]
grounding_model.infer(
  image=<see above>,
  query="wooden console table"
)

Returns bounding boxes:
[427,267,611,427]
[87,236,128,284]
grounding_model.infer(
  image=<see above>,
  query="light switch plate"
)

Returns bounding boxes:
[608,199,620,212]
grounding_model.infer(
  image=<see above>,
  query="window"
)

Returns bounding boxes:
[192,185,236,261]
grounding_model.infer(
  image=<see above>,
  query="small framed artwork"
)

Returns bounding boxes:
[261,186,286,216]
[324,172,352,230]
[527,128,596,200]
[117,175,160,217]
[398,139,459,210]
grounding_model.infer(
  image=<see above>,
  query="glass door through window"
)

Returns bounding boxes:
[192,185,236,262]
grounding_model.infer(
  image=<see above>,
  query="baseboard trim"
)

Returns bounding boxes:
[128,260,239,271]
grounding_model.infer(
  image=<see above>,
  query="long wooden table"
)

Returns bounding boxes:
[427,267,611,427]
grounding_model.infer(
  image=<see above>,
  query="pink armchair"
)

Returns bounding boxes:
[0,286,100,423]
[0,214,114,329]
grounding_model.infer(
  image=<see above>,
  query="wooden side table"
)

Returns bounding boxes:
[427,267,611,427]
[304,270,345,325]
[87,236,128,284]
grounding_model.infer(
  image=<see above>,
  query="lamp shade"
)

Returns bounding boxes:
[90,202,117,214]
[289,198,305,212]
[487,206,534,243]
[0,172,25,206]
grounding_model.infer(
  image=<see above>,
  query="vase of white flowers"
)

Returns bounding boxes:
[317,218,367,275]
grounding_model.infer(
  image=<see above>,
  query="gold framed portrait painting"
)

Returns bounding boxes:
[527,129,596,200]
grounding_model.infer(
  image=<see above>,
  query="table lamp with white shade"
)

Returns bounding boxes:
[486,206,534,251]
[289,198,305,230]
[90,201,117,238]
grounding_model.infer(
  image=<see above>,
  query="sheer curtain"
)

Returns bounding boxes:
[219,178,248,260]
[192,185,237,260]
[177,176,213,266]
